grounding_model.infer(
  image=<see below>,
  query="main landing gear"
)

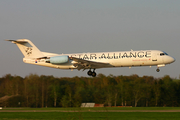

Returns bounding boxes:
[87,69,96,77]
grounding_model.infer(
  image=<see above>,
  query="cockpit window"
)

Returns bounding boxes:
[160,53,165,56]
[160,52,168,56]
[164,52,168,55]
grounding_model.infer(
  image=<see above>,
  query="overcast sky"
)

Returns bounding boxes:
[1,0,179,78]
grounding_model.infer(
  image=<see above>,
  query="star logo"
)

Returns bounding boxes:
[25,47,32,55]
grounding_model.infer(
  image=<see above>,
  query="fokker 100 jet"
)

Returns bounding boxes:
[7,39,175,77]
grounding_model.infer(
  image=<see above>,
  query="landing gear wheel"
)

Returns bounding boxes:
[87,69,97,77]
[92,72,96,77]
[156,68,160,72]
[87,70,92,76]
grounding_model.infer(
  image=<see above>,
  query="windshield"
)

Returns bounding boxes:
[160,51,168,56]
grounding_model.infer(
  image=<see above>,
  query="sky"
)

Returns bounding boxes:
[0,0,180,78]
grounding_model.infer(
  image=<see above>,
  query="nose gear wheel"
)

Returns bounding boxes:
[156,68,160,72]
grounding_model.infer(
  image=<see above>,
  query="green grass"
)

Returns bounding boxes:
[2,107,180,111]
[1,107,180,120]
[0,112,180,120]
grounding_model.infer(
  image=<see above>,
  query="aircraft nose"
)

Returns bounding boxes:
[167,56,175,63]
[172,57,176,63]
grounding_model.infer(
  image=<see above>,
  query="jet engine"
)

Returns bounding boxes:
[49,55,69,64]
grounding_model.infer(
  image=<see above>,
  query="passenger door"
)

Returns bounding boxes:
[152,53,157,61]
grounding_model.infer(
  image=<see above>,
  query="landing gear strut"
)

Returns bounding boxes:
[87,69,96,77]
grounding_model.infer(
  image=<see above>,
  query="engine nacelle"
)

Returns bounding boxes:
[50,55,69,64]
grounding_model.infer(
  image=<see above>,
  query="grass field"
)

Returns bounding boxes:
[1,112,180,120]
[2,107,180,111]
[0,107,180,120]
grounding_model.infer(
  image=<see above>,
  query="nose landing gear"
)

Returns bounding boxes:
[87,69,96,77]
[156,68,160,72]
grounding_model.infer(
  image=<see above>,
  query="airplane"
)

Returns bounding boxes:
[6,39,175,77]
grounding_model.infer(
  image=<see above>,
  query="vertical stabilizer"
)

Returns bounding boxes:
[6,39,44,58]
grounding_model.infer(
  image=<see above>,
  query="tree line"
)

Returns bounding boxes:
[0,74,180,107]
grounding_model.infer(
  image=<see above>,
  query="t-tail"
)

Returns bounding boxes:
[6,39,45,58]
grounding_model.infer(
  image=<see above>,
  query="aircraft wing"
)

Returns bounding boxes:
[70,57,113,70]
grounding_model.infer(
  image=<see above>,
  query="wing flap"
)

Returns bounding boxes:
[70,57,113,70]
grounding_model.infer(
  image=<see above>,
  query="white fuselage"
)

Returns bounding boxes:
[7,39,175,77]
[23,50,175,70]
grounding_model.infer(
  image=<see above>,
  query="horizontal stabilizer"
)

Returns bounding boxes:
[6,40,28,44]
